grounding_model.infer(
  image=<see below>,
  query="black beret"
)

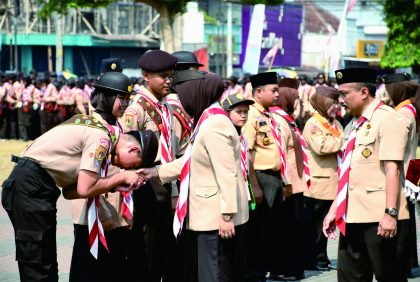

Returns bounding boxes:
[138,50,178,72]
[278,78,299,89]
[316,85,339,101]
[100,58,123,73]
[250,72,278,88]
[172,51,203,67]
[383,73,411,84]
[93,72,136,96]
[127,130,158,168]
[335,68,377,85]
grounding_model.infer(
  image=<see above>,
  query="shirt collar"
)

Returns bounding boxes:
[361,98,382,121]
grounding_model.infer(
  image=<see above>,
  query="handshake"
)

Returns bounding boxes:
[115,167,159,192]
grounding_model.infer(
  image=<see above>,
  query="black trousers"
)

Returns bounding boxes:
[246,170,284,281]
[1,157,61,282]
[132,181,174,281]
[18,107,31,141]
[40,109,59,134]
[269,193,304,278]
[338,222,406,282]
[0,105,8,138]
[397,198,418,275]
[303,197,333,268]
[69,224,148,282]
[197,224,247,282]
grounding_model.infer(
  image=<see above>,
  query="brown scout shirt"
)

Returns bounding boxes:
[242,101,290,185]
[120,86,187,197]
[70,112,126,226]
[22,116,111,188]
[345,99,409,223]
[273,114,308,194]
[302,115,343,200]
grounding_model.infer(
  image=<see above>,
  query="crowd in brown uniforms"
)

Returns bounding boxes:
[1,47,420,282]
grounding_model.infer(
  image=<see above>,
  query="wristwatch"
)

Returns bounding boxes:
[385,208,398,218]
[222,214,232,221]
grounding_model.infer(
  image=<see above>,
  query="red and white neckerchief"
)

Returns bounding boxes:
[173,103,228,237]
[113,121,134,223]
[88,125,120,259]
[336,102,383,235]
[239,135,251,201]
[137,90,174,163]
[395,99,417,119]
[259,107,287,179]
[271,107,311,188]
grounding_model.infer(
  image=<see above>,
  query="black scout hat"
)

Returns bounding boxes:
[100,58,123,73]
[383,73,411,84]
[222,93,254,111]
[126,130,158,168]
[138,50,178,72]
[93,72,136,96]
[172,51,203,68]
[335,68,377,85]
[250,72,278,88]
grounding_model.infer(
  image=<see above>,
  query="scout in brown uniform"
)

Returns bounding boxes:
[269,78,307,280]
[120,50,182,281]
[297,74,316,129]
[384,73,419,277]
[69,71,158,282]
[323,68,410,282]
[40,75,59,133]
[302,85,343,271]
[1,106,155,281]
[242,72,290,281]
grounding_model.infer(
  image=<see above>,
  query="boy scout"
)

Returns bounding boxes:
[120,50,185,281]
[323,68,410,282]
[1,113,154,281]
[242,72,290,281]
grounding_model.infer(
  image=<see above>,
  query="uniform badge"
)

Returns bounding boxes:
[125,115,135,128]
[336,72,343,79]
[263,134,270,146]
[361,148,372,159]
[94,138,110,166]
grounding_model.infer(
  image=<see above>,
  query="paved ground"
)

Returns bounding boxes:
[1,195,420,281]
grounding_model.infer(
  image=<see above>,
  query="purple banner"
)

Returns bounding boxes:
[240,4,303,70]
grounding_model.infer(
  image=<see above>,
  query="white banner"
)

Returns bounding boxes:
[242,4,265,74]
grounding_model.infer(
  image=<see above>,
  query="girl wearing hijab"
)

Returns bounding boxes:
[69,71,143,282]
[267,78,307,280]
[141,72,250,282]
[302,85,343,271]
[384,76,419,278]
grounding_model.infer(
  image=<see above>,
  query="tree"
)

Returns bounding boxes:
[381,0,420,69]
[38,0,284,53]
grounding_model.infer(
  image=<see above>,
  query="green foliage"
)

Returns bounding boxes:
[38,0,285,19]
[381,0,420,68]
[37,0,113,19]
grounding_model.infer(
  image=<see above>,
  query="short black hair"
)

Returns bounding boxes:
[355,82,376,97]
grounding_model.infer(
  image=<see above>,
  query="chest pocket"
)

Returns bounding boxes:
[256,125,272,146]
[355,134,376,162]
